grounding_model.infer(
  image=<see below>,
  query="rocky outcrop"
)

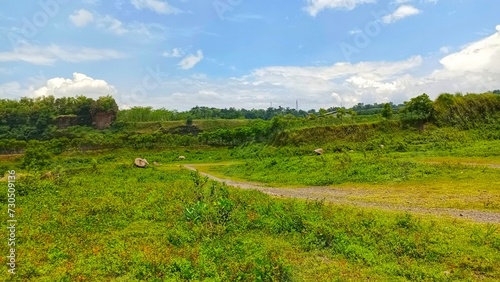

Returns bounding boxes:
[92,112,115,130]
[54,115,78,129]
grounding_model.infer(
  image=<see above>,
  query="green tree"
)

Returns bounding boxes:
[403,93,434,121]
[348,109,357,122]
[336,108,346,122]
[186,116,193,127]
[381,103,393,120]
[74,96,93,126]
[21,142,52,170]
[90,96,119,116]
[318,108,327,117]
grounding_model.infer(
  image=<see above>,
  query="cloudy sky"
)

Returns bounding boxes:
[1,0,499,110]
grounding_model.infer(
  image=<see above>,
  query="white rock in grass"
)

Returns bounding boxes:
[134,158,149,168]
[314,148,324,155]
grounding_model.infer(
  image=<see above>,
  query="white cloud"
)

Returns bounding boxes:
[0,43,125,65]
[241,56,423,107]
[96,15,128,34]
[249,56,423,84]
[305,0,376,16]
[393,0,411,4]
[178,50,204,70]
[439,29,500,73]
[130,0,182,14]
[69,9,94,27]
[69,10,166,38]
[382,5,421,24]
[439,46,450,54]
[163,48,183,58]
[33,73,117,99]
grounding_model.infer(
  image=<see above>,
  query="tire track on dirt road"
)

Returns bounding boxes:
[183,164,500,224]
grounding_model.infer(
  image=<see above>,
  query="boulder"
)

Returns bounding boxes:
[314,148,324,155]
[134,158,149,168]
[178,156,186,160]
[153,162,160,166]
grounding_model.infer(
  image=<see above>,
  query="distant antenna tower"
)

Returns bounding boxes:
[296,100,298,111]
[270,102,273,108]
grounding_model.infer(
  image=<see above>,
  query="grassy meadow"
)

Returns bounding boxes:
[0,157,499,281]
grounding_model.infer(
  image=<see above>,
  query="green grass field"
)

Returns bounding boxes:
[1,147,500,281]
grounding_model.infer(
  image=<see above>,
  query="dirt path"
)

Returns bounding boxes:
[183,165,500,224]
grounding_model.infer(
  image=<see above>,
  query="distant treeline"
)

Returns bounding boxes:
[116,103,405,122]
[351,102,404,115]
[117,106,312,122]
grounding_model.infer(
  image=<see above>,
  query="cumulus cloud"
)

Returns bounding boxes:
[33,73,117,99]
[130,0,182,14]
[69,9,94,27]
[304,0,376,16]
[0,43,125,65]
[242,56,424,107]
[178,50,204,70]
[382,5,421,24]
[439,29,500,73]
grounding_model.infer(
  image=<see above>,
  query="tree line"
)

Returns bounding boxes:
[117,103,409,122]
[117,105,313,122]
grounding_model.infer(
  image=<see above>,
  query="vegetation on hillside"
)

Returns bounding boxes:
[0,95,116,140]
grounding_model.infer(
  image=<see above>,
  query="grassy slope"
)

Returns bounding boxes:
[0,161,499,281]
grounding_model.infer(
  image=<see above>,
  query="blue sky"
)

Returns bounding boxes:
[1,0,499,110]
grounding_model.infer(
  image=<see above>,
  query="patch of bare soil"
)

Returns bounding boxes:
[183,165,500,224]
